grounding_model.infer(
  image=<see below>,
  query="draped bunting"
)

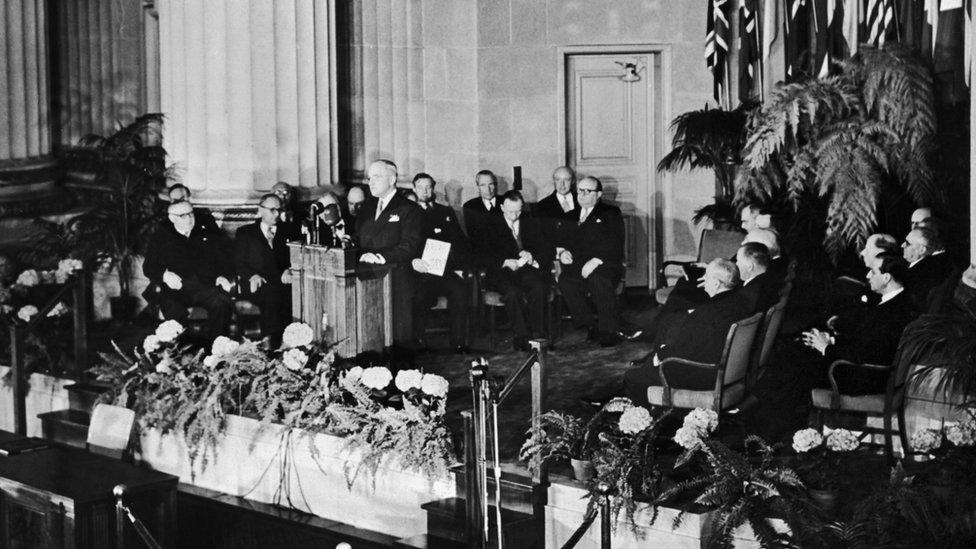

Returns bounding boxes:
[705,0,733,105]
[739,0,761,100]
[864,0,897,45]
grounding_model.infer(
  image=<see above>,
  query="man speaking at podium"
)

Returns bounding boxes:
[355,159,423,345]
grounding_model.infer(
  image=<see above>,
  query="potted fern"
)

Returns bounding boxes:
[64,114,170,320]
[520,402,622,482]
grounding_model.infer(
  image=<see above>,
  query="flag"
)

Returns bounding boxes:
[739,0,761,100]
[864,0,896,45]
[922,0,940,56]
[843,0,861,55]
[762,0,780,59]
[705,0,733,105]
[813,0,846,77]
[785,0,812,79]
[965,0,973,86]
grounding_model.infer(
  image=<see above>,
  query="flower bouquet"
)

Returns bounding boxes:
[791,427,860,499]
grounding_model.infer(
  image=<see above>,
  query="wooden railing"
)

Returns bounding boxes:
[8,269,90,434]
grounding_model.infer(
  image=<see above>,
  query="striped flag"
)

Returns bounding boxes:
[785,0,812,79]
[923,0,941,56]
[705,0,733,105]
[843,0,862,55]
[813,0,842,77]
[739,0,761,100]
[965,0,973,86]
[864,0,896,45]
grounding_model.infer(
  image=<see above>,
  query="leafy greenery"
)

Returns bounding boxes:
[740,43,937,257]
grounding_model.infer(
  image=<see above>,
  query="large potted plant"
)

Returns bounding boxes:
[65,114,170,320]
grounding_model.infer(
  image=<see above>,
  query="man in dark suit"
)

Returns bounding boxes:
[735,242,780,314]
[313,191,354,247]
[143,201,234,340]
[166,184,220,234]
[902,227,954,311]
[556,176,625,346]
[234,194,301,345]
[535,166,578,245]
[486,191,553,351]
[271,181,303,225]
[355,159,424,343]
[409,173,472,353]
[462,170,501,267]
[623,259,752,406]
[802,254,916,394]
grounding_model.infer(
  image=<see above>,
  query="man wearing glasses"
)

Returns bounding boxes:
[234,194,302,344]
[143,200,235,340]
[556,176,625,346]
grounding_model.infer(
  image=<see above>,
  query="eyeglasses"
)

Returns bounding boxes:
[170,212,194,219]
[260,205,282,212]
[577,188,599,195]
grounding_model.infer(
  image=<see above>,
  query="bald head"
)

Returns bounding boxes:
[911,207,933,230]
[167,200,195,234]
[703,258,741,297]
[552,166,576,196]
[742,228,780,258]
[347,186,366,216]
[271,181,293,203]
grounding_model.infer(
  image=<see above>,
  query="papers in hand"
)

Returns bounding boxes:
[421,239,451,277]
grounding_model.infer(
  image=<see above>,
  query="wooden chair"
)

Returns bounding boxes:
[655,229,743,304]
[87,403,136,460]
[647,312,764,412]
[810,358,911,464]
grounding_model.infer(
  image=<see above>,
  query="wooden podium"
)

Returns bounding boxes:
[288,244,395,357]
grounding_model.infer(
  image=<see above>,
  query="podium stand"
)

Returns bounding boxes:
[288,244,394,357]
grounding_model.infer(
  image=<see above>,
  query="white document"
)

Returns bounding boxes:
[421,239,451,277]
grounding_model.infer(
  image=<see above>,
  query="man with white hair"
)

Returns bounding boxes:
[902,226,954,310]
[741,228,788,284]
[354,159,423,266]
[623,259,753,407]
[910,207,933,230]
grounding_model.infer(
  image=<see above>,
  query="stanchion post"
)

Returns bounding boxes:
[596,481,613,549]
[468,359,489,548]
[114,484,127,549]
[529,339,549,547]
[72,269,89,377]
[10,325,26,435]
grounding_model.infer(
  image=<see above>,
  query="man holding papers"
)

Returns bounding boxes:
[410,174,472,353]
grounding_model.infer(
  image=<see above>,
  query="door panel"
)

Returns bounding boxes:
[566,52,658,287]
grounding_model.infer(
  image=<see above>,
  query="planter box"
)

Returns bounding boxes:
[136,413,456,538]
[0,366,73,436]
[91,257,150,320]
[545,479,787,548]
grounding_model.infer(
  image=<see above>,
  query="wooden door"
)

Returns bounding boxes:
[565,52,660,287]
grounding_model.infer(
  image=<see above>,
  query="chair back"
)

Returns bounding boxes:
[698,229,744,263]
[757,299,787,372]
[719,312,764,387]
[87,403,136,459]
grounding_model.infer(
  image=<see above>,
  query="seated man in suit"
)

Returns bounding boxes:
[910,207,933,230]
[623,259,752,407]
[742,228,788,284]
[143,201,234,340]
[486,191,553,351]
[313,191,354,246]
[409,173,472,353]
[902,227,955,311]
[801,254,916,395]
[346,185,367,221]
[736,242,780,314]
[271,181,302,224]
[535,166,578,244]
[556,176,625,347]
[463,170,501,267]
[166,184,220,234]
[234,194,301,345]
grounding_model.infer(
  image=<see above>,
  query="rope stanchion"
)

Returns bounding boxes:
[560,481,613,549]
[114,484,163,549]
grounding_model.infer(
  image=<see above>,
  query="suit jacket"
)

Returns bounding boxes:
[657,289,754,365]
[354,192,423,265]
[767,256,790,286]
[739,271,781,314]
[906,253,954,310]
[463,196,501,261]
[143,223,232,288]
[485,214,553,281]
[534,192,577,247]
[234,221,301,283]
[825,289,915,366]
[418,202,471,272]
[560,201,624,279]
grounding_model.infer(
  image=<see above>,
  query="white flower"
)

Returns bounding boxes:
[825,428,860,452]
[910,429,942,454]
[56,258,82,281]
[946,421,976,447]
[361,366,393,390]
[602,397,634,413]
[281,322,314,348]
[155,320,184,342]
[155,357,174,374]
[619,406,652,435]
[395,369,423,392]
[791,428,824,453]
[16,305,38,322]
[143,334,161,354]
[345,366,363,384]
[211,336,240,357]
[46,302,69,317]
[203,355,218,368]
[674,425,703,449]
[283,348,308,371]
[683,408,719,435]
[15,269,39,287]
[39,270,57,284]
[420,373,450,398]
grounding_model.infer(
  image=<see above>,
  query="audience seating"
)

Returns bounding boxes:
[810,358,911,464]
[420,270,478,347]
[478,269,554,351]
[747,297,788,392]
[87,403,136,460]
[655,229,743,304]
[647,312,764,412]
[549,261,626,343]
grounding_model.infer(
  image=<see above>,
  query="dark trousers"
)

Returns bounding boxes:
[489,266,549,338]
[158,280,233,340]
[622,359,716,407]
[251,282,292,346]
[412,272,469,345]
[558,265,621,333]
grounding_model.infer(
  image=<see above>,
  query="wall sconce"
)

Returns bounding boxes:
[615,61,644,83]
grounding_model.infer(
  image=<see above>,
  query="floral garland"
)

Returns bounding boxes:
[91,319,455,487]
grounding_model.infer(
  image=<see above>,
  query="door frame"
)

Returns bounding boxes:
[556,44,673,289]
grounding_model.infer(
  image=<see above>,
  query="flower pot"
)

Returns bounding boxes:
[571,458,596,483]
[809,488,838,512]
[110,295,139,321]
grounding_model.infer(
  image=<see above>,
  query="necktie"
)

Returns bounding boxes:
[579,208,590,224]
[375,199,384,220]
[561,195,572,212]
[264,225,275,247]
[511,221,522,250]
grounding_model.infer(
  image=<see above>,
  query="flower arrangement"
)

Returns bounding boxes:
[673,408,719,451]
[791,427,861,490]
[90,321,455,487]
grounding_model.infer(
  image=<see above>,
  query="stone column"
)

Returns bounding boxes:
[0,0,55,203]
[157,0,336,211]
